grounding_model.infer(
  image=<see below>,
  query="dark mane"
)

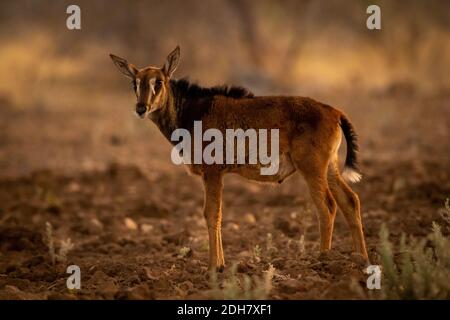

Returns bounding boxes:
[170,78,254,99]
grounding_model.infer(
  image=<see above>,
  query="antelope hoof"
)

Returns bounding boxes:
[216,265,225,273]
[209,264,225,273]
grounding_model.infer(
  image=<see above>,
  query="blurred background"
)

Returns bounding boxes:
[0,0,449,176]
[0,1,449,300]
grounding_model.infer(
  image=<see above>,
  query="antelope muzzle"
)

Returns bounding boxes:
[136,103,148,118]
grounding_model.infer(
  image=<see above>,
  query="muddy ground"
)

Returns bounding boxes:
[0,89,449,299]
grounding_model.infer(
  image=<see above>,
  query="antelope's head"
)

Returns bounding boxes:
[109,46,180,118]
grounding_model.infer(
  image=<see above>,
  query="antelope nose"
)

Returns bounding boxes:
[136,104,147,116]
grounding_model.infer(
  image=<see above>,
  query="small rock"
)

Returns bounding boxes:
[244,213,256,224]
[124,217,138,230]
[67,181,81,193]
[141,223,154,233]
[290,211,299,219]
[227,222,240,231]
[87,218,104,234]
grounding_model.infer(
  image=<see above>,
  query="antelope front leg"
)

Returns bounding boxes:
[202,171,225,272]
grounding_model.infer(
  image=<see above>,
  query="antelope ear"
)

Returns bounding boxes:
[109,54,138,78]
[163,46,181,78]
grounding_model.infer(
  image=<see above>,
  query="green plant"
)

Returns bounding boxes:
[378,199,450,299]
[253,244,262,263]
[178,246,193,258]
[42,190,62,213]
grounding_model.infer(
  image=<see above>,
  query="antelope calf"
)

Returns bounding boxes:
[110,46,369,271]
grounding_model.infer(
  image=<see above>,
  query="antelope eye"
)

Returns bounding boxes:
[155,79,163,86]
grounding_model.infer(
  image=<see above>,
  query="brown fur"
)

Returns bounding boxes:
[110,47,369,271]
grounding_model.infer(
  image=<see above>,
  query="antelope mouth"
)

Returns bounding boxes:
[135,112,146,119]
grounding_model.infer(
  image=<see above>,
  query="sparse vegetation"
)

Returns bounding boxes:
[252,233,278,263]
[209,264,275,300]
[253,244,262,263]
[265,233,277,259]
[44,222,74,266]
[58,238,74,264]
[298,235,305,255]
[178,246,193,259]
[45,222,56,265]
[43,191,61,212]
[377,199,450,299]
[0,0,448,300]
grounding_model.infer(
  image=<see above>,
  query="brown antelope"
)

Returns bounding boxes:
[110,46,369,271]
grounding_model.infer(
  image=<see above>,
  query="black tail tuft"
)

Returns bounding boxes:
[340,114,362,182]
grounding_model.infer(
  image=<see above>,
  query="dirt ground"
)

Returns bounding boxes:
[0,88,449,299]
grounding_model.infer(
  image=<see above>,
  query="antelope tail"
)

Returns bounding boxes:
[340,114,362,183]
